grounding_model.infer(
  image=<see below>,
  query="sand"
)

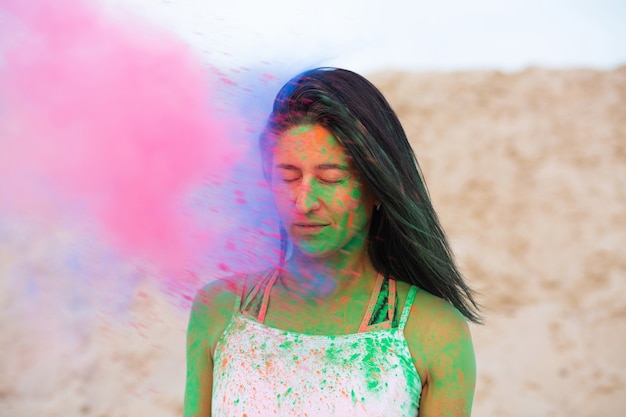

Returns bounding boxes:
[1,67,625,416]
[373,67,626,416]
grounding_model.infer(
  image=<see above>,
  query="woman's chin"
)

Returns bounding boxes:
[290,243,335,261]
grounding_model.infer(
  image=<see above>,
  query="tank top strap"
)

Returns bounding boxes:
[358,273,385,332]
[398,286,418,330]
[241,269,278,321]
[256,269,278,323]
[388,278,397,326]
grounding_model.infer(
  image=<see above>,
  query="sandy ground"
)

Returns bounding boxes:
[1,67,625,416]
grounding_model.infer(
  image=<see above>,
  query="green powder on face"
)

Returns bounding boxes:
[351,389,356,404]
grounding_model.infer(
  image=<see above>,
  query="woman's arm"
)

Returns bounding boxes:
[183,280,240,417]
[184,287,214,417]
[406,292,477,417]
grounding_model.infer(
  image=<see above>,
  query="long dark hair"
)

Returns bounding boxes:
[260,67,481,324]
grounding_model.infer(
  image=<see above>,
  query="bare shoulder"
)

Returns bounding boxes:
[191,277,242,315]
[398,283,476,415]
[420,289,468,330]
[399,284,471,344]
[187,276,246,358]
[398,282,475,377]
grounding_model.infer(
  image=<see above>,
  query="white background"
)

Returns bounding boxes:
[106,0,626,73]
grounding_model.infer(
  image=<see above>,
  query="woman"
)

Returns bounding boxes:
[184,68,481,416]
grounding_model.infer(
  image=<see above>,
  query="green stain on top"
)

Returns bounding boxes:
[360,337,388,393]
[279,340,292,349]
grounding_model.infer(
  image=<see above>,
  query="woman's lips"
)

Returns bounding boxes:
[292,222,329,234]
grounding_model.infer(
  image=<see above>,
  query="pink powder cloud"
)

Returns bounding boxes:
[0,0,246,276]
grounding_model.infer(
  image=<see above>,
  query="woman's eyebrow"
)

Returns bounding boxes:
[275,163,300,170]
[316,163,349,171]
[275,163,349,171]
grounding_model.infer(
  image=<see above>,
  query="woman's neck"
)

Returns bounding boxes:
[278,247,377,301]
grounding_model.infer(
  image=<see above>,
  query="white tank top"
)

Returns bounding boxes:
[212,270,421,416]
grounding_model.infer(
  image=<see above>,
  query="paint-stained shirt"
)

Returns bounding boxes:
[212,270,421,417]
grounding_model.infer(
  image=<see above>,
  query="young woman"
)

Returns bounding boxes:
[184,68,481,417]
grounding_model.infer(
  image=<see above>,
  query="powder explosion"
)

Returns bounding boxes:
[0,0,282,301]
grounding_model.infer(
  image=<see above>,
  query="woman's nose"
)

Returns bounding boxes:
[294,182,321,213]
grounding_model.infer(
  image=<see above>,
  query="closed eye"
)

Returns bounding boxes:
[316,164,350,185]
[274,164,350,184]
[318,175,349,185]
[276,164,301,182]
[280,176,301,183]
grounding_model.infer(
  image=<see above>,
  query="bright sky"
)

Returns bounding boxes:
[107,0,626,73]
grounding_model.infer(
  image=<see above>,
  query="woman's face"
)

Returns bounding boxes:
[270,124,375,260]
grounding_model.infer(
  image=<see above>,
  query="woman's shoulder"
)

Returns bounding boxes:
[397,283,477,411]
[191,277,240,316]
[188,271,266,352]
[192,268,271,310]
[187,278,240,348]
[395,281,468,329]
[397,281,471,353]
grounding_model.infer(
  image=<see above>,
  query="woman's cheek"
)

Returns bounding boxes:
[344,184,364,211]
[339,194,365,230]
[272,186,294,214]
[346,202,368,230]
